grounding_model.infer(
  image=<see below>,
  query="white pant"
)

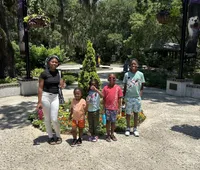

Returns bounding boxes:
[42,92,60,138]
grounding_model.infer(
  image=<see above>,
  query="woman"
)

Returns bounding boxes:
[37,55,65,145]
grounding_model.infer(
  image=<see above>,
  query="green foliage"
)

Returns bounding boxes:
[12,41,26,76]
[31,68,44,78]
[0,77,17,84]
[29,45,64,69]
[143,69,169,89]
[193,73,200,84]
[63,75,77,85]
[78,40,100,98]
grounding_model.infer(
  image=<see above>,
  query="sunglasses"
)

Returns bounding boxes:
[108,77,116,81]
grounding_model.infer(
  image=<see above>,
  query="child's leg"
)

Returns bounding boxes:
[134,112,138,128]
[126,114,131,129]
[93,111,100,136]
[71,126,77,139]
[106,120,111,136]
[111,122,116,135]
[78,128,83,138]
[88,112,94,136]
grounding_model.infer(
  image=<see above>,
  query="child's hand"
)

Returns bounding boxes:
[90,85,97,91]
[117,108,120,114]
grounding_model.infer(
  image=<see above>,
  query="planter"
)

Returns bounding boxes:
[24,14,50,28]
[166,79,193,97]
[186,84,200,99]
[156,10,170,24]
[0,83,20,98]
[166,78,200,99]
[19,78,38,96]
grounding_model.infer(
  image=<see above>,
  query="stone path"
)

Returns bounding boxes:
[0,67,200,170]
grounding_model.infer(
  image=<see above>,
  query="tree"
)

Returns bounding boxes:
[0,0,15,78]
[78,40,100,98]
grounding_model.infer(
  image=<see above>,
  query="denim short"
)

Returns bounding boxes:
[125,98,141,114]
[105,109,118,123]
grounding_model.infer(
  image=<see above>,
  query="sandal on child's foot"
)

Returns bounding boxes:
[76,138,82,146]
[48,137,56,145]
[106,135,111,142]
[71,139,77,147]
[110,134,117,141]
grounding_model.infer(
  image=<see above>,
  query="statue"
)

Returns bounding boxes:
[185,16,200,55]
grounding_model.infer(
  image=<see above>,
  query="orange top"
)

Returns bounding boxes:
[71,98,86,121]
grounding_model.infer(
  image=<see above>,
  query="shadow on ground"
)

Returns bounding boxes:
[0,101,36,130]
[33,135,49,145]
[171,124,200,139]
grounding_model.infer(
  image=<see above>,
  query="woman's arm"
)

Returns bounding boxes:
[60,79,66,89]
[37,78,44,109]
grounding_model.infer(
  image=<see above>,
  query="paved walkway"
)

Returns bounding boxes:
[0,68,200,170]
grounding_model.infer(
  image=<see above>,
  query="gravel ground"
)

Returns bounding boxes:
[0,70,200,170]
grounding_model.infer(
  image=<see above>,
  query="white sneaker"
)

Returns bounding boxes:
[133,129,139,137]
[125,128,130,136]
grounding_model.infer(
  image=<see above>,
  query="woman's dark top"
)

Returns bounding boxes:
[39,69,60,94]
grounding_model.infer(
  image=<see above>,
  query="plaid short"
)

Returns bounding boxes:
[105,109,118,123]
[125,98,141,114]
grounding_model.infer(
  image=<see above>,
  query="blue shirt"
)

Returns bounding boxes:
[87,90,100,112]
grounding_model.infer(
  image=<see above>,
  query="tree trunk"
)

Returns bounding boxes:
[0,0,15,78]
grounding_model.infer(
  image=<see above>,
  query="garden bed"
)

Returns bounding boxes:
[28,100,146,135]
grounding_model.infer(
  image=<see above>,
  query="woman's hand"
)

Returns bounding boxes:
[36,102,42,110]
[60,79,66,89]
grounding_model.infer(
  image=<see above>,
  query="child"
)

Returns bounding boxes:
[102,74,123,142]
[86,79,103,142]
[69,87,87,147]
[123,58,145,137]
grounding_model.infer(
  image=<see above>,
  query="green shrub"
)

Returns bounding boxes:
[63,75,77,85]
[31,68,44,78]
[78,40,101,98]
[193,73,200,84]
[0,77,17,84]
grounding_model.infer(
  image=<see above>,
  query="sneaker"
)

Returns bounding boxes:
[110,134,117,141]
[106,135,111,142]
[76,138,82,146]
[71,139,77,147]
[125,128,130,136]
[88,136,93,141]
[55,137,62,144]
[92,136,98,142]
[133,129,139,137]
[48,137,56,145]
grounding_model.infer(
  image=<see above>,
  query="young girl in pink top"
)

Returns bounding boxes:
[102,74,123,142]
[69,87,87,147]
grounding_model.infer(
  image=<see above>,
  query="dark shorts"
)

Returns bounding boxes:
[105,109,118,123]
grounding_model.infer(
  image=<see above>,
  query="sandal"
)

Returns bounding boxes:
[55,137,62,144]
[110,134,117,141]
[71,139,77,147]
[106,135,111,142]
[48,137,56,145]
